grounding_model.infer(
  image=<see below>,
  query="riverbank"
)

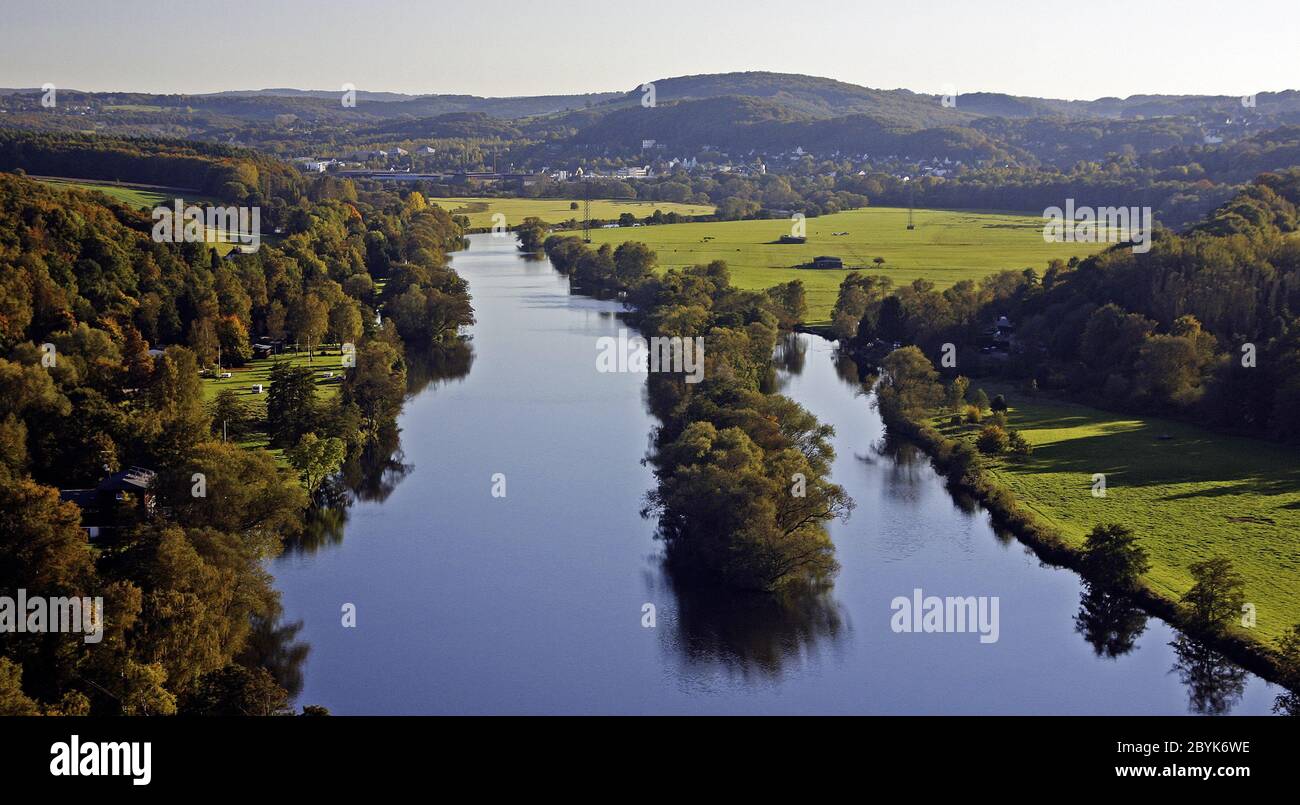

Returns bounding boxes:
[877,395,1293,691]
[967,384,1300,642]
[271,234,1279,713]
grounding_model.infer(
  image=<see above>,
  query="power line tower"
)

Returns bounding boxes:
[906,176,916,230]
[583,180,591,243]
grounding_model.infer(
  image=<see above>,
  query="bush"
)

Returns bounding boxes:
[1008,429,1033,455]
[989,411,1009,429]
[963,405,983,424]
[976,424,1010,454]
[947,440,979,478]
[969,388,991,411]
[991,394,1008,412]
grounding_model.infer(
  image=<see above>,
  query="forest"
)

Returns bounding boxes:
[0,139,474,714]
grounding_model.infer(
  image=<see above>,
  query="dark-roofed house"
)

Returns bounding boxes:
[808,255,843,269]
[978,314,1017,357]
[98,466,157,507]
[59,466,158,540]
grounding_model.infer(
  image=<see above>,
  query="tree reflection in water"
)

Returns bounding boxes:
[772,331,807,377]
[1073,583,1148,659]
[285,339,475,556]
[871,432,932,504]
[1169,634,1249,715]
[833,345,868,391]
[342,424,413,504]
[405,337,475,399]
[1274,686,1300,715]
[237,616,310,699]
[288,478,352,555]
[657,563,846,680]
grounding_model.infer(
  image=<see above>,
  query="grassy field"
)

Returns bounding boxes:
[936,388,1300,644]
[578,207,1107,324]
[426,196,714,229]
[102,103,166,113]
[200,349,346,457]
[35,176,177,208]
[36,177,244,255]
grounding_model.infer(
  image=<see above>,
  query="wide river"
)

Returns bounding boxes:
[272,233,1279,714]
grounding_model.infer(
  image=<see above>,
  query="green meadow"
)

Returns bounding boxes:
[35,176,175,208]
[101,103,167,113]
[35,176,242,255]
[937,389,1300,645]
[426,196,714,229]
[578,207,1108,324]
[200,348,345,457]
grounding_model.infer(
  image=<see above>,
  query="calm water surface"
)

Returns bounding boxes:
[271,234,1278,714]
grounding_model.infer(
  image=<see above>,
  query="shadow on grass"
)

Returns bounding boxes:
[1002,419,1300,498]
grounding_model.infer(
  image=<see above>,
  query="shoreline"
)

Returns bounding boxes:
[809,330,1291,694]
[883,399,1289,692]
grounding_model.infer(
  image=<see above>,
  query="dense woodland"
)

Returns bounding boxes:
[0,142,473,714]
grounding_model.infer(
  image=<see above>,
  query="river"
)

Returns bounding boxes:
[270,233,1279,714]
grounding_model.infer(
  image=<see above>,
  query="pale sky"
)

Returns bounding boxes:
[3,0,1297,100]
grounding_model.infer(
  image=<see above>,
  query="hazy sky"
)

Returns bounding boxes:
[3,0,1297,99]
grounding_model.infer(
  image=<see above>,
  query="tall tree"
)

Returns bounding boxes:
[265,363,318,447]
[1181,557,1247,634]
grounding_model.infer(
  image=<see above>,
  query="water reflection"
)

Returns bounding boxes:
[659,567,846,680]
[272,236,1281,714]
[773,332,807,376]
[872,432,934,502]
[286,340,476,556]
[1274,687,1300,715]
[1169,635,1249,715]
[406,338,475,398]
[342,425,413,505]
[237,616,310,699]
[636,314,846,680]
[289,479,351,555]
[833,346,867,389]
[1074,584,1149,659]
